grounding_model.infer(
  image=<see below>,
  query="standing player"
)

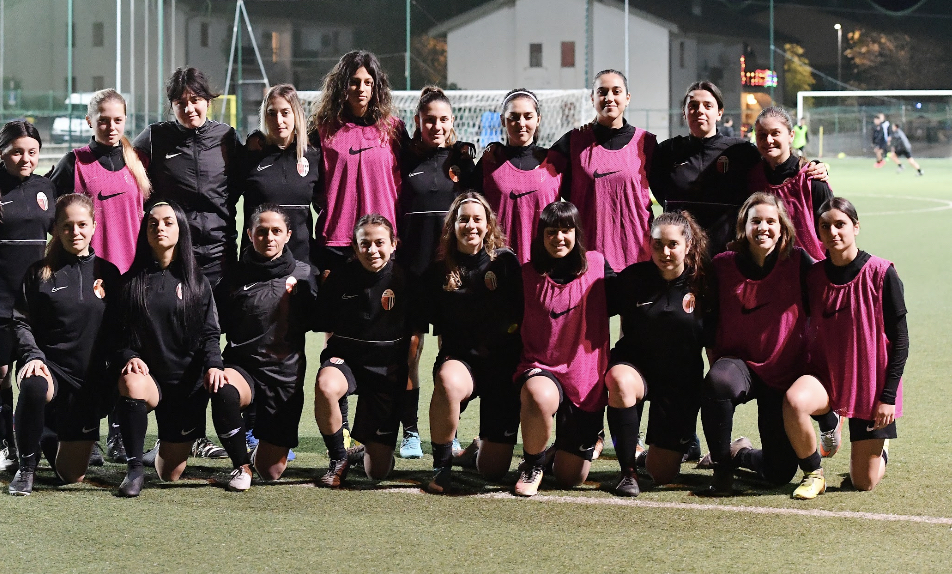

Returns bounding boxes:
[792,117,808,157]
[698,192,812,496]
[468,88,562,264]
[133,67,237,460]
[871,113,889,168]
[514,201,612,497]
[313,215,412,487]
[549,69,656,271]
[421,193,523,493]
[113,201,224,497]
[0,121,56,473]
[748,107,832,261]
[783,197,907,499]
[606,211,709,496]
[47,88,152,464]
[888,123,924,176]
[213,204,316,491]
[8,194,121,495]
[396,86,475,459]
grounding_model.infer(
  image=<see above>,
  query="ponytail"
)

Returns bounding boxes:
[119,135,151,199]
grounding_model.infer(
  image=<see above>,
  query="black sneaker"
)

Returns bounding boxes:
[88,442,105,467]
[8,468,34,496]
[106,434,128,463]
[427,466,453,494]
[118,466,145,497]
[614,469,640,497]
[141,439,159,468]
[191,437,228,459]
[695,469,735,497]
[346,444,365,466]
[318,458,350,488]
[681,434,702,462]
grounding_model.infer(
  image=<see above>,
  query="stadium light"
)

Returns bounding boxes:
[834,23,842,85]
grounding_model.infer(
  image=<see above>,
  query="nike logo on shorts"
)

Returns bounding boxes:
[679,437,692,444]
[866,424,876,432]
[549,304,580,319]
[97,191,125,200]
[509,189,537,199]
[165,152,182,159]
[741,302,769,314]
[181,427,196,436]
[256,164,273,172]
[375,429,394,436]
[593,169,620,179]
[823,306,849,319]
[82,426,98,434]
[349,146,374,155]
[578,444,594,452]
[408,171,424,177]
[52,286,68,292]
[503,430,517,437]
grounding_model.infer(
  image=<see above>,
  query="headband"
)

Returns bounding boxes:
[459,198,483,205]
[502,90,539,107]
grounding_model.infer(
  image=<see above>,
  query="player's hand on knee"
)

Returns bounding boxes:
[204,367,228,393]
[123,357,149,376]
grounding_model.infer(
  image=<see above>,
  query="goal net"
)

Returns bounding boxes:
[298,90,590,150]
[796,90,952,158]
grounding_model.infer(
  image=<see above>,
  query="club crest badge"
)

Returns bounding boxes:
[716,155,729,174]
[682,292,696,314]
[93,279,105,299]
[285,276,298,294]
[297,157,309,177]
[176,283,183,300]
[36,191,49,211]
[381,288,396,310]
[484,271,498,291]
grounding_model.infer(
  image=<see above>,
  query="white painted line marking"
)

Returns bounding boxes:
[851,193,952,216]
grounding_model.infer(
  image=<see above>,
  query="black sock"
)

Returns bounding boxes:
[701,398,735,468]
[607,404,641,470]
[13,375,47,470]
[338,395,350,431]
[117,396,148,469]
[0,383,13,445]
[812,410,839,433]
[798,451,822,473]
[523,449,546,468]
[210,384,249,467]
[400,387,420,435]
[432,441,453,469]
[322,427,346,461]
[107,409,121,440]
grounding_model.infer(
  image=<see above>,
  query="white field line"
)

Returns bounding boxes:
[851,193,952,216]
[375,487,952,525]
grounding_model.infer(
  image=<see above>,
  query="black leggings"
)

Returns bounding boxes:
[700,357,797,485]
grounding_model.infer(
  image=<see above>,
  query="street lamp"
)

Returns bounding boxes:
[834,23,842,86]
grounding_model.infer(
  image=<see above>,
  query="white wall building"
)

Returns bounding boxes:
[431,0,676,139]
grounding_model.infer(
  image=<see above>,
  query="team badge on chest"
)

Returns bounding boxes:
[176,283,183,300]
[682,292,696,314]
[285,276,298,294]
[93,279,105,299]
[484,271,498,291]
[297,157,309,177]
[716,156,729,174]
[381,288,396,310]
[36,191,49,211]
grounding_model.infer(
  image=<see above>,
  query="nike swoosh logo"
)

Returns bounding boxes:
[342,294,357,299]
[52,286,68,292]
[866,425,876,432]
[636,301,653,307]
[509,189,537,199]
[822,306,848,319]
[242,283,258,291]
[740,302,769,314]
[82,426,98,434]
[0,201,12,206]
[593,169,620,179]
[550,304,580,319]
[349,146,374,155]
[165,152,182,159]
[578,444,594,452]
[181,427,196,436]
[375,429,394,436]
[98,191,125,200]
[679,437,692,444]
[408,171,424,177]
[256,164,273,172]
[503,430,517,437]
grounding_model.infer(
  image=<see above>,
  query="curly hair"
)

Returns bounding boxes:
[310,50,397,143]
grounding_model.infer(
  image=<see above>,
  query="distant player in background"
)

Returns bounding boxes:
[888,123,924,176]
[871,113,889,168]
[792,117,808,157]
[720,117,735,138]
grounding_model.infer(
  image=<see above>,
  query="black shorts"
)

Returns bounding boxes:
[228,364,303,449]
[435,353,520,445]
[848,416,897,441]
[516,368,604,461]
[892,146,911,159]
[319,356,401,449]
[153,382,210,442]
[0,322,13,366]
[44,374,101,442]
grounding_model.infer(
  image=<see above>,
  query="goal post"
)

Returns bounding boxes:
[796,90,952,158]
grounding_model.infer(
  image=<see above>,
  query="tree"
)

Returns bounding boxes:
[844,28,952,89]
[411,34,448,88]
[783,43,815,105]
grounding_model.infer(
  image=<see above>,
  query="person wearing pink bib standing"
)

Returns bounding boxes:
[782,197,906,499]
[514,201,612,497]
[549,70,656,271]
[747,107,832,261]
[698,192,813,496]
[468,88,561,264]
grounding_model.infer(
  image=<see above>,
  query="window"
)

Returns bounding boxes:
[200,22,209,48]
[93,22,104,47]
[529,43,543,68]
[561,41,575,68]
[92,76,105,91]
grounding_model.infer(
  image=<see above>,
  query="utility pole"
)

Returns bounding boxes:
[405,0,410,90]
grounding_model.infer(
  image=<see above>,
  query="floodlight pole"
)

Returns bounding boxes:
[116,0,121,92]
[158,0,164,122]
[1,0,5,113]
[221,0,270,129]
[768,0,774,101]
[834,23,842,85]
[624,0,629,85]
[67,0,74,147]
[405,0,410,90]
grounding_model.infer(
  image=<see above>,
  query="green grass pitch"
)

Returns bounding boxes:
[3,157,952,571]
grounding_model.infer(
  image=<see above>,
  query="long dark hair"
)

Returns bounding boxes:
[40,194,95,281]
[651,211,709,300]
[120,201,207,348]
[311,50,396,142]
[530,201,588,277]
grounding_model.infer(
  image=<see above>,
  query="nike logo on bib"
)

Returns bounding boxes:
[593,169,620,179]
[822,306,848,319]
[740,302,769,314]
[550,304,580,319]
[52,286,68,292]
[349,146,374,155]
[98,191,125,201]
[165,152,182,159]
[509,189,537,199]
